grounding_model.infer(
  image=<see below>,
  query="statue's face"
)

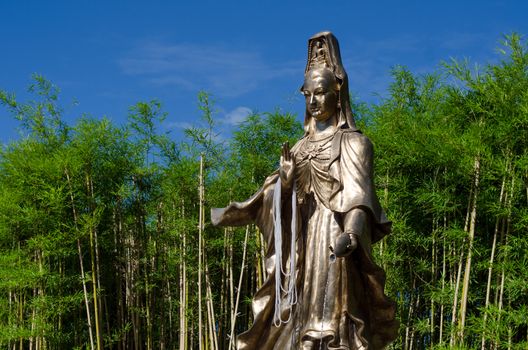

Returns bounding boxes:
[302,68,338,122]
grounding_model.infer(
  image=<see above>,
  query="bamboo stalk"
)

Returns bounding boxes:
[205,251,219,350]
[409,292,420,350]
[90,224,102,350]
[88,176,105,348]
[458,156,480,343]
[228,225,250,350]
[449,246,464,347]
[496,175,515,348]
[198,154,204,350]
[65,169,95,350]
[180,200,188,350]
[481,165,507,350]
[404,276,416,350]
[439,216,446,344]
[228,227,235,342]
[219,227,228,348]
[430,217,437,347]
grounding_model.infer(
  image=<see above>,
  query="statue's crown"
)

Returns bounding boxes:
[308,39,330,70]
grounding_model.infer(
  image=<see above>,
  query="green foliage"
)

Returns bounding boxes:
[1,33,528,349]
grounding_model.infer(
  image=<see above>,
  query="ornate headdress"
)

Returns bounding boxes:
[302,31,357,133]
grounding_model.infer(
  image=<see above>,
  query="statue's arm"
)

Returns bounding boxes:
[211,172,279,227]
[331,133,376,257]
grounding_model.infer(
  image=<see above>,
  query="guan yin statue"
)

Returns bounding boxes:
[211,32,398,350]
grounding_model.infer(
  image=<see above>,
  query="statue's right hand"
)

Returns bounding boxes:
[279,141,295,187]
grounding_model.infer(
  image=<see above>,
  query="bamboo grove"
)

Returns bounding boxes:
[1,34,527,349]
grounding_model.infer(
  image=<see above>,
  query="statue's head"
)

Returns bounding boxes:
[302,32,357,135]
[302,67,339,124]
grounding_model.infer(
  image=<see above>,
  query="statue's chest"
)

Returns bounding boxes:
[294,138,334,203]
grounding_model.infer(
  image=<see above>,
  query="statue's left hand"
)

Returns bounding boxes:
[330,232,358,258]
[279,142,295,187]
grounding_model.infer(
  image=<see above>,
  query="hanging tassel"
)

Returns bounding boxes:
[273,178,297,326]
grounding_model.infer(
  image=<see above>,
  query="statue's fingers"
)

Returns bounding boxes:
[281,143,288,159]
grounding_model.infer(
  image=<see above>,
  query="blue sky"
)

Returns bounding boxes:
[1,0,527,144]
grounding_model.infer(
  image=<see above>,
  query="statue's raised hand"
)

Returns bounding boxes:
[279,141,295,188]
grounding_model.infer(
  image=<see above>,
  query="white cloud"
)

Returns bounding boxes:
[222,106,252,125]
[118,41,298,97]
[165,121,193,130]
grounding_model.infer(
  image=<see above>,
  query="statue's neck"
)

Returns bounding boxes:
[313,115,337,138]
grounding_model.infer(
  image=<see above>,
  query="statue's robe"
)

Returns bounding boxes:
[212,130,398,349]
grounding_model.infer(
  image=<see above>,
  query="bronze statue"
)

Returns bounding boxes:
[212,32,398,350]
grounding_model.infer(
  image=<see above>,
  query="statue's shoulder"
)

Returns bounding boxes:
[291,137,308,153]
[339,129,373,149]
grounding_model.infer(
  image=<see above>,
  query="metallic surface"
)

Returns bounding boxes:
[211,32,398,350]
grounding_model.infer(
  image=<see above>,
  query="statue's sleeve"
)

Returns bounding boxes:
[211,172,279,249]
[329,132,391,243]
